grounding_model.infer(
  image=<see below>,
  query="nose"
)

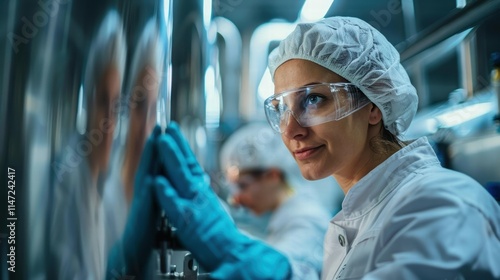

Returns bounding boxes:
[282,111,307,139]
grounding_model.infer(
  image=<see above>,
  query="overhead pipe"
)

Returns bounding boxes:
[398,0,500,62]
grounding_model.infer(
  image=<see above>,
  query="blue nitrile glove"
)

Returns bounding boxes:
[153,122,292,279]
[107,125,162,279]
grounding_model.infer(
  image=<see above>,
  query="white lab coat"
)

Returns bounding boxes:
[267,192,332,280]
[48,135,106,279]
[229,190,332,279]
[103,168,129,253]
[322,137,500,280]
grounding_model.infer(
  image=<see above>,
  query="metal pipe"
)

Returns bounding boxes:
[398,0,500,62]
[213,17,242,130]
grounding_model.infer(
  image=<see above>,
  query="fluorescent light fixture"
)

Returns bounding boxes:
[435,102,493,128]
[299,0,334,22]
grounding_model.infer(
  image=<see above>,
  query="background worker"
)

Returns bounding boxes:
[220,122,340,279]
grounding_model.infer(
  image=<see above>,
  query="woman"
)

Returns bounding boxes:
[144,16,500,279]
[48,10,126,279]
[264,16,500,279]
[103,18,163,253]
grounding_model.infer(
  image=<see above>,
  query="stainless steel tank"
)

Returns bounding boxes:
[0,0,182,278]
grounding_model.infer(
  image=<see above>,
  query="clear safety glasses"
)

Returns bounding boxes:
[264,83,371,133]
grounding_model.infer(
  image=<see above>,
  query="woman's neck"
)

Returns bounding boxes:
[335,151,391,194]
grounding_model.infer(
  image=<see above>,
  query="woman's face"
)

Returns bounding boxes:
[273,59,375,182]
[128,66,159,159]
[90,65,121,172]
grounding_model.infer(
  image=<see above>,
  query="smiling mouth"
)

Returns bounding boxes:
[294,146,323,160]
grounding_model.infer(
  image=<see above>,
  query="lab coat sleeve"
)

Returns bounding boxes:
[48,183,86,279]
[363,188,500,280]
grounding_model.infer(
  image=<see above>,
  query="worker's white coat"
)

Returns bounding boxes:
[48,136,106,279]
[268,192,332,280]
[322,137,500,280]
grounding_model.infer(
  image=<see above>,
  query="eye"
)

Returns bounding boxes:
[304,94,325,106]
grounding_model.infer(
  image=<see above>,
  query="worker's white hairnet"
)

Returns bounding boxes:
[268,16,418,135]
[126,18,164,100]
[220,122,299,183]
[83,10,127,122]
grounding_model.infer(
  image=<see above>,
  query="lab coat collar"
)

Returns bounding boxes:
[340,137,441,219]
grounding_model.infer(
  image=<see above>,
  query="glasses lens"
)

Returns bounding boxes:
[264,83,370,133]
[264,98,283,133]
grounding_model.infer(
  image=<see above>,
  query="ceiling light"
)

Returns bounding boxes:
[299,0,335,22]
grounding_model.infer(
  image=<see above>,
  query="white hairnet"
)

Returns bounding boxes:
[268,16,418,135]
[126,18,164,100]
[220,122,298,182]
[84,10,127,104]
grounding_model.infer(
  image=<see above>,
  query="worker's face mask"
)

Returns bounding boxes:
[264,83,371,133]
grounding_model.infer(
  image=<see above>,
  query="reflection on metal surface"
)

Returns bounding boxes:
[0,0,171,278]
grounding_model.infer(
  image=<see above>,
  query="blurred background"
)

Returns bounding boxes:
[1,0,500,278]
